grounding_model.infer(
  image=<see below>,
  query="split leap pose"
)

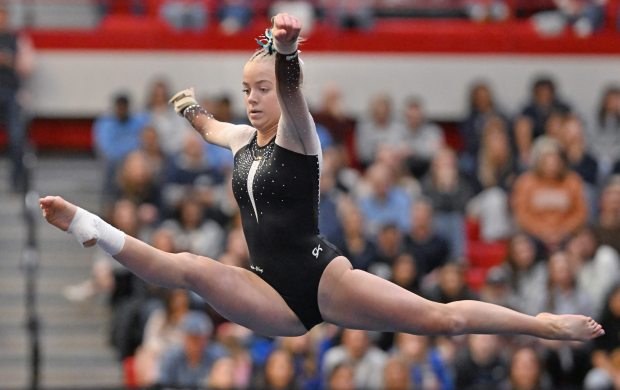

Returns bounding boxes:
[41,13,603,341]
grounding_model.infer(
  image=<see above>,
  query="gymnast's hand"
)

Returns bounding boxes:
[271,13,301,54]
[169,87,198,116]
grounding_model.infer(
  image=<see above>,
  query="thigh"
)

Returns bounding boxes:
[186,254,307,337]
[317,257,448,334]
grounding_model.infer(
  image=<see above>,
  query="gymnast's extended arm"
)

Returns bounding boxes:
[169,88,252,152]
[273,25,321,156]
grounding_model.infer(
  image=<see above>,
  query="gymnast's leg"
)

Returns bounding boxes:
[40,196,306,337]
[317,257,604,341]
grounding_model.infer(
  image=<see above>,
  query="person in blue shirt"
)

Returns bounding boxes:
[93,93,149,205]
[158,311,227,387]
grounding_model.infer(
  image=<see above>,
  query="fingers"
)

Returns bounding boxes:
[169,87,195,105]
[272,13,301,42]
[39,195,56,208]
[39,195,57,218]
[169,87,198,116]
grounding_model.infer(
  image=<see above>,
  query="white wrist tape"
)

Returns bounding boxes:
[274,39,298,56]
[67,207,126,256]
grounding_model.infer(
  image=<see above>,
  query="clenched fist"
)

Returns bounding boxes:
[271,13,301,55]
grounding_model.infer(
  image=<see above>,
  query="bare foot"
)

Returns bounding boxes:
[40,195,77,231]
[537,312,605,341]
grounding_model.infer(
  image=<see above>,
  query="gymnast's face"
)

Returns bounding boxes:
[242,58,281,133]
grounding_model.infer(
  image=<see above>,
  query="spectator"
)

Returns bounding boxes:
[382,356,411,390]
[425,263,478,304]
[543,250,593,317]
[391,253,420,294]
[543,109,568,140]
[561,114,598,184]
[211,93,246,125]
[113,150,162,223]
[160,0,208,31]
[354,93,407,167]
[398,96,445,179]
[218,0,254,34]
[465,0,510,21]
[584,283,620,390]
[332,198,378,271]
[218,227,250,269]
[212,323,253,389]
[139,125,166,181]
[312,83,356,152]
[279,334,321,390]
[370,223,405,279]
[502,234,547,316]
[460,81,511,178]
[133,288,190,387]
[144,77,193,157]
[93,93,149,206]
[475,115,518,191]
[322,329,387,390]
[158,311,228,387]
[318,148,345,244]
[542,336,592,389]
[479,266,519,309]
[404,199,450,278]
[326,362,355,390]
[593,176,620,254]
[511,136,588,253]
[501,346,552,390]
[161,133,226,216]
[422,147,474,259]
[357,162,412,235]
[455,334,508,389]
[323,0,374,30]
[0,4,34,192]
[553,0,606,36]
[161,194,226,258]
[513,77,571,166]
[204,356,237,389]
[568,227,620,319]
[258,348,297,390]
[467,116,516,242]
[589,85,620,177]
[390,333,454,390]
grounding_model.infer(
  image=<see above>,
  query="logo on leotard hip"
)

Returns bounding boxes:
[250,264,264,274]
[312,244,323,259]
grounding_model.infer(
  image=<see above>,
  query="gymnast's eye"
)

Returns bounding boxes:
[242,88,250,95]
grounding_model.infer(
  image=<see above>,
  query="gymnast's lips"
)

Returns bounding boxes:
[249,110,262,118]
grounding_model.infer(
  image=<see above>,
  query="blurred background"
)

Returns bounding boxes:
[1,0,620,389]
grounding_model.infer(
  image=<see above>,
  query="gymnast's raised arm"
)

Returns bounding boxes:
[272,14,321,157]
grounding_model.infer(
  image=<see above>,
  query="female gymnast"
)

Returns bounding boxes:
[41,13,603,341]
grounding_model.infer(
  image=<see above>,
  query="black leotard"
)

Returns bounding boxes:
[231,133,341,330]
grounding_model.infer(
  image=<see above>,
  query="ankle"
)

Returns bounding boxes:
[67,207,126,256]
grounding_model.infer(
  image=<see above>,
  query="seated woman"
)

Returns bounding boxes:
[511,136,588,254]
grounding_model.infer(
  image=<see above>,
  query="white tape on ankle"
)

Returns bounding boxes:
[67,207,125,256]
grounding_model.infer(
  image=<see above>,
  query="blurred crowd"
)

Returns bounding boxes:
[58,71,620,390]
[96,0,620,36]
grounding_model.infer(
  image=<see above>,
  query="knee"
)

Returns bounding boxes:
[173,252,213,286]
